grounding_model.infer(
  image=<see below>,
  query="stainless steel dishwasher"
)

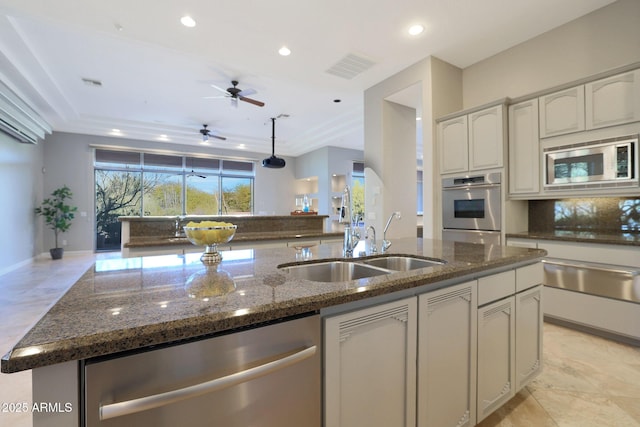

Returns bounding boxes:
[84,314,321,427]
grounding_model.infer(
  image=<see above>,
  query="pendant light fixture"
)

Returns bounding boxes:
[262,117,286,168]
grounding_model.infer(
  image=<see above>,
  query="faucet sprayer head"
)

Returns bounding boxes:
[384,211,401,233]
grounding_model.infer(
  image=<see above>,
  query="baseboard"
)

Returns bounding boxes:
[38,250,95,259]
[544,316,640,347]
[0,257,35,277]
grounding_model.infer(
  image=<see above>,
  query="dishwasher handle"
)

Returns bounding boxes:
[100,345,317,421]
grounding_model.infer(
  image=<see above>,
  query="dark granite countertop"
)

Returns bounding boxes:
[506,230,640,246]
[2,238,545,373]
[124,231,343,248]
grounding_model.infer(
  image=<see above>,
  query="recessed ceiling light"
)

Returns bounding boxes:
[278,46,291,56]
[408,24,424,36]
[416,117,422,121]
[180,15,196,27]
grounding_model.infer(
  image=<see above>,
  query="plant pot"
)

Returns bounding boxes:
[50,248,64,260]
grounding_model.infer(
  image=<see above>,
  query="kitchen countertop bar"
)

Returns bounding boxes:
[1,238,545,373]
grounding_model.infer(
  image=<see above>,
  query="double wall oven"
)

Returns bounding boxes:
[442,172,502,245]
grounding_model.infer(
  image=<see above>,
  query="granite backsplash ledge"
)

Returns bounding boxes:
[528,197,640,233]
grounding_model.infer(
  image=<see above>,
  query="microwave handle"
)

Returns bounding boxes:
[100,345,317,420]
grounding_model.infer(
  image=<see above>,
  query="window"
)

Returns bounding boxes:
[94,149,255,251]
[95,169,143,250]
[143,172,183,216]
[352,162,365,223]
[417,169,423,215]
[222,176,253,214]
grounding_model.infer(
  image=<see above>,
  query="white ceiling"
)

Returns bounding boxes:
[0,0,615,157]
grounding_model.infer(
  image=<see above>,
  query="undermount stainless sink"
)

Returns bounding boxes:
[360,256,445,271]
[279,256,446,282]
[279,261,390,282]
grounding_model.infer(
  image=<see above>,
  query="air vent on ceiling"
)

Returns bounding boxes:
[325,53,376,80]
[0,80,51,144]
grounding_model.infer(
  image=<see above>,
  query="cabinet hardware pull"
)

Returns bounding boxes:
[100,345,317,420]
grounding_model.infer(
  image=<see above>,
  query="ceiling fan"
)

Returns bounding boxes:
[206,80,265,108]
[199,124,226,141]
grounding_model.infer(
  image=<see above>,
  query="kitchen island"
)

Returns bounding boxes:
[2,238,546,426]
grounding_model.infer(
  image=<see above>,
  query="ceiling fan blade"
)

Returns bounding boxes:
[239,96,265,107]
[210,83,230,95]
[211,134,227,141]
[203,95,229,99]
[237,88,256,97]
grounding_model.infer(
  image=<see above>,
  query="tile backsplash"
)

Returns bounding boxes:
[529,198,640,233]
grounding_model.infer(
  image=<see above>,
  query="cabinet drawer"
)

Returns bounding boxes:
[516,263,543,293]
[478,270,516,306]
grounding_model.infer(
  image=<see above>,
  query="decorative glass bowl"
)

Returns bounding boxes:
[184,222,237,265]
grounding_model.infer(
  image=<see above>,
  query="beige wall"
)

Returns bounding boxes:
[0,132,44,273]
[463,0,640,108]
[364,56,463,239]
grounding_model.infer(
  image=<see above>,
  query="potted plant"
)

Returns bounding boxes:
[35,185,78,260]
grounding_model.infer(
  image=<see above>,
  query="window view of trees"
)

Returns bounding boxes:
[351,177,365,222]
[95,170,143,250]
[222,177,252,214]
[94,149,254,251]
[352,162,365,224]
[186,175,219,214]
[143,174,183,216]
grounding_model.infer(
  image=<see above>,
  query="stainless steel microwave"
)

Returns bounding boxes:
[543,136,638,188]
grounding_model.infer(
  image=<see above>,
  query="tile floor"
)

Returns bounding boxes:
[1,252,639,427]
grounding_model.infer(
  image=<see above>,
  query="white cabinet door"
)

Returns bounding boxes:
[539,86,585,138]
[325,298,417,427]
[477,297,516,422]
[439,115,469,174]
[418,281,477,427]
[515,285,543,390]
[508,99,540,195]
[469,105,505,171]
[586,69,640,130]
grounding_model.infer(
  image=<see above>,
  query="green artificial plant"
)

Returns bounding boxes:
[35,186,78,256]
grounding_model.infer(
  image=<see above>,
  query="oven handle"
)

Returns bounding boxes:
[99,345,317,421]
[442,183,500,190]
